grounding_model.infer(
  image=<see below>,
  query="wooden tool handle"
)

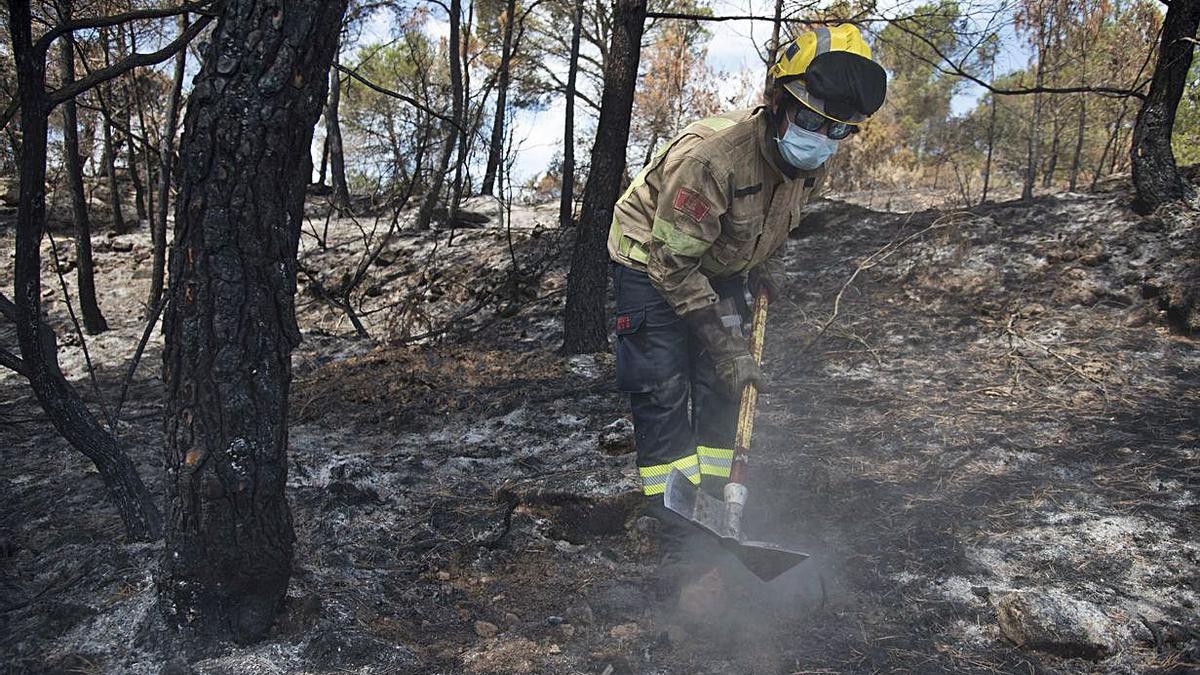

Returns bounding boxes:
[730,289,768,485]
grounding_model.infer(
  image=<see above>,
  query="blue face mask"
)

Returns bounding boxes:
[776,125,839,171]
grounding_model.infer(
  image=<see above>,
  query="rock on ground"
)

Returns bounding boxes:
[996,590,1122,660]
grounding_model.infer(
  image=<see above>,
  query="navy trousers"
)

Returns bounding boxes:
[611,263,749,496]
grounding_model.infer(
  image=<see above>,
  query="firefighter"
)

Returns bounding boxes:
[608,24,888,590]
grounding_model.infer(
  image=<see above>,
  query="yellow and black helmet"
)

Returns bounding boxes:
[769,24,887,125]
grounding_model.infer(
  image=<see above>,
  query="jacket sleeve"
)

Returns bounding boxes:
[645,153,728,316]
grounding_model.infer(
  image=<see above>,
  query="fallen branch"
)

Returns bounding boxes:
[796,212,969,359]
[1004,314,1108,395]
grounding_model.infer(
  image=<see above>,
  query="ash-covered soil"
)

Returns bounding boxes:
[2,179,1198,674]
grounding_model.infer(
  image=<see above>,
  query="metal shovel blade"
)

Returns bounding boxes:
[663,469,809,582]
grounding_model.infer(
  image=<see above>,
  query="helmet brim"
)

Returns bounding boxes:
[781,51,887,125]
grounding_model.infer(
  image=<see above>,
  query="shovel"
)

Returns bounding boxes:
[663,289,809,582]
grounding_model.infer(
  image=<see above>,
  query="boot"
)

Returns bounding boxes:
[639,498,728,608]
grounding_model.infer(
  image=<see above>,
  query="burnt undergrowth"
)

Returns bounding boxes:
[2,180,1198,673]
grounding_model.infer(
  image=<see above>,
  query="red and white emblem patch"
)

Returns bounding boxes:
[673,187,712,223]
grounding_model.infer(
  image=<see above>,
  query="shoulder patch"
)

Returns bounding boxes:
[673,187,712,222]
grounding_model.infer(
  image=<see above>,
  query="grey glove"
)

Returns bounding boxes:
[684,298,766,396]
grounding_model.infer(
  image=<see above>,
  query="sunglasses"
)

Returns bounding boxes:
[789,104,857,141]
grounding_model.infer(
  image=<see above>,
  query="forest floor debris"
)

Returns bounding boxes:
[2,179,1198,673]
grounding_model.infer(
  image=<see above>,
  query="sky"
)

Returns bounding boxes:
[356,0,1035,187]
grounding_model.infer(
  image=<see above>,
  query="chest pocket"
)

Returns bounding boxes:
[710,187,766,269]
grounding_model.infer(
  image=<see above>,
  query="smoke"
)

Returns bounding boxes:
[651,492,847,669]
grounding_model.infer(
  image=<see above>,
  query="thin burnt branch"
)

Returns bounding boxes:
[34,0,219,55]
[335,62,457,126]
[47,14,214,108]
[45,231,115,431]
[0,12,214,130]
[883,19,1148,101]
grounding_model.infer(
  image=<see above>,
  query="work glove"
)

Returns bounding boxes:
[747,256,783,301]
[684,298,766,397]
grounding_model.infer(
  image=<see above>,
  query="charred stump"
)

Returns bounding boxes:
[160,0,348,644]
[561,0,646,354]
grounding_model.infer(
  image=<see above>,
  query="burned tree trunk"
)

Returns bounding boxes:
[1042,113,1060,189]
[101,120,126,230]
[1130,0,1199,212]
[127,24,157,236]
[161,0,347,643]
[415,0,463,232]
[481,0,516,196]
[327,49,351,210]
[981,92,997,204]
[559,0,583,229]
[127,136,147,221]
[150,7,190,310]
[58,7,109,335]
[1022,17,1046,201]
[1091,104,1128,191]
[448,0,472,227]
[561,0,646,354]
[113,26,148,223]
[1068,92,1086,192]
[9,0,161,542]
[99,26,127,233]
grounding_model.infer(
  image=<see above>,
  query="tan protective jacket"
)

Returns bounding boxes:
[608,107,826,316]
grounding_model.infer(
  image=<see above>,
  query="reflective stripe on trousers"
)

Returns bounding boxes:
[697,445,734,478]
[638,453,700,496]
[611,263,745,496]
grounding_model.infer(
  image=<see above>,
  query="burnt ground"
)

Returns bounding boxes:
[1,178,1198,674]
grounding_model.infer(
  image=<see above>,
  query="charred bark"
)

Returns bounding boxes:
[58,7,109,335]
[481,0,516,196]
[1130,0,1199,213]
[161,0,347,643]
[559,0,582,228]
[9,0,161,542]
[561,0,645,354]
